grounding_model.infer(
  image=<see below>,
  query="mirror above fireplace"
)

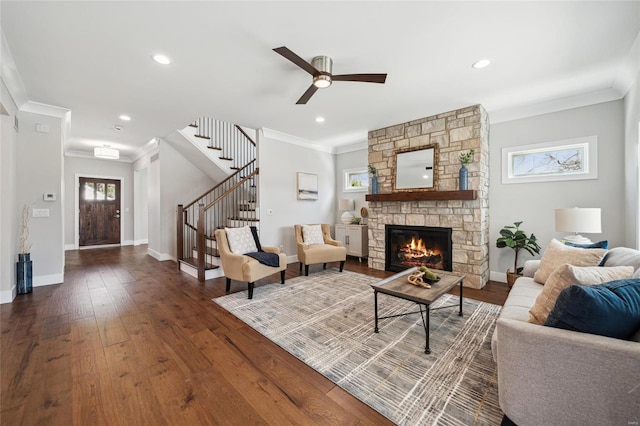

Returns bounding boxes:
[393,144,438,191]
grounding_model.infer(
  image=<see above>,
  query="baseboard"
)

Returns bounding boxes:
[490,271,507,283]
[121,240,133,246]
[286,255,298,264]
[133,239,148,246]
[0,287,16,304]
[34,273,64,287]
[64,244,76,251]
[147,248,174,262]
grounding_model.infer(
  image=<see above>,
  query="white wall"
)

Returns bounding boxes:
[335,147,369,224]
[64,156,134,248]
[258,130,336,259]
[624,71,640,249]
[15,110,65,288]
[0,80,19,303]
[490,100,626,278]
[134,168,148,245]
[139,140,215,261]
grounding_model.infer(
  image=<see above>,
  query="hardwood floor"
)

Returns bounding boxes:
[1,246,509,425]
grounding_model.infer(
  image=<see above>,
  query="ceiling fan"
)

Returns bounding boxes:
[273,46,387,104]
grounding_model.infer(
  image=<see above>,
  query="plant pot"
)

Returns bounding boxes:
[17,253,33,295]
[506,271,520,289]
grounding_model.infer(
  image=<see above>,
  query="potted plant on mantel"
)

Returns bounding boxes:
[496,221,541,288]
[17,205,33,295]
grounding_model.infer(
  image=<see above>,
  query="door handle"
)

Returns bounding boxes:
[114,215,120,218]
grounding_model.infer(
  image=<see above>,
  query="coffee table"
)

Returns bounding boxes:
[370,267,465,354]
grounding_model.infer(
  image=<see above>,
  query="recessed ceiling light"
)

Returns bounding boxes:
[119,114,131,121]
[315,116,325,123]
[152,54,172,65]
[472,59,492,69]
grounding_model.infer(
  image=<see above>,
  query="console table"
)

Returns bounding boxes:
[335,224,368,262]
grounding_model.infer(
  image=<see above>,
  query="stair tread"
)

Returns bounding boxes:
[193,246,220,257]
[180,258,219,270]
[194,134,211,140]
[207,146,222,150]
[219,157,233,161]
[228,217,260,222]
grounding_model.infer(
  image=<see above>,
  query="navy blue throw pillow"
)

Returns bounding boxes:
[545,278,640,340]
[564,240,609,249]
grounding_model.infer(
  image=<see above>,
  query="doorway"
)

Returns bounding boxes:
[79,177,121,246]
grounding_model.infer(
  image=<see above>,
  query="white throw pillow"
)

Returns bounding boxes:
[533,239,606,284]
[302,224,325,245]
[225,226,258,254]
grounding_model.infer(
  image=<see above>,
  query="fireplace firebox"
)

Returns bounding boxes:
[385,225,452,272]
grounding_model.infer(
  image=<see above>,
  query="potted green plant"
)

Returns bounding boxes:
[458,149,474,190]
[496,221,541,287]
[368,164,378,194]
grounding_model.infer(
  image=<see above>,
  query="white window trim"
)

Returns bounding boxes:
[343,167,369,192]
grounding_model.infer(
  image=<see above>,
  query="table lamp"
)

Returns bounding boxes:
[339,199,355,224]
[554,207,601,244]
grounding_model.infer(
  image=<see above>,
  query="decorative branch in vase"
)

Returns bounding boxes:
[458,149,474,191]
[17,205,33,295]
[368,164,378,194]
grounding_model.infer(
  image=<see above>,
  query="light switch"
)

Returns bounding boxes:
[267,209,274,216]
[33,208,50,217]
[35,123,50,133]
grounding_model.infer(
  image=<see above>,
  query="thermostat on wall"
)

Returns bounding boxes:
[43,193,56,201]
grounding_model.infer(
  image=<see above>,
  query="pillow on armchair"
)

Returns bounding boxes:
[302,224,325,245]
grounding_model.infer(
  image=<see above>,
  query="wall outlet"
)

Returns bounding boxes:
[279,244,284,252]
[267,209,274,216]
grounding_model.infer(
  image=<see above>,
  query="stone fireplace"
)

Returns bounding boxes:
[367,105,489,288]
[385,224,452,272]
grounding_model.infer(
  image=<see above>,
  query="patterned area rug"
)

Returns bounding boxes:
[214,270,503,425]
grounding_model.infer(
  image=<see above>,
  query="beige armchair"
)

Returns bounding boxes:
[214,228,287,299]
[294,224,347,276]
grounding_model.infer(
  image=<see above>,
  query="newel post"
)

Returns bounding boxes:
[197,204,206,282]
[177,204,184,271]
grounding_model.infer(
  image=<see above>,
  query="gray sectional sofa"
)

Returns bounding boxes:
[491,247,640,426]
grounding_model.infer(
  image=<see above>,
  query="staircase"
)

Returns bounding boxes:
[177,117,258,281]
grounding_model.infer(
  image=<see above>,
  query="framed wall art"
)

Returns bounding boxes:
[502,136,597,184]
[297,172,318,200]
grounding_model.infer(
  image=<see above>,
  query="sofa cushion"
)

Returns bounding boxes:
[302,224,325,245]
[545,279,640,340]
[565,240,609,249]
[225,226,258,254]
[533,239,606,284]
[529,264,633,325]
[601,247,640,274]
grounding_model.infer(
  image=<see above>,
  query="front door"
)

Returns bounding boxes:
[79,177,121,246]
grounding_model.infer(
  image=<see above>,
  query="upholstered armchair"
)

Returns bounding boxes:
[294,224,347,276]
[214,228,286,299]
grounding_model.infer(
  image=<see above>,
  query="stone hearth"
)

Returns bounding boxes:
[367,105,489,288]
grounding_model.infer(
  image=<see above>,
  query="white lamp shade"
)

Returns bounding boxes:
[94,146,120,159]
[338,199,355,211]
[555,208,602,233]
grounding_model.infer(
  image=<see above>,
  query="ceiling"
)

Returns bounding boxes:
[2,1,639,160]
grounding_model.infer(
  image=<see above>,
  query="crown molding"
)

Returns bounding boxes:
[333,141,368,154]
[130,138,160,162]
[21,100,70,118]
[612,29,640,97]
[260,127,333,153]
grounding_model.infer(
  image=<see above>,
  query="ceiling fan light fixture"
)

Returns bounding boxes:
[313,74,332,88]
[94,146,120,160]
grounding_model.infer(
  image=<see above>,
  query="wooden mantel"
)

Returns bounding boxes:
[365,190,476,202]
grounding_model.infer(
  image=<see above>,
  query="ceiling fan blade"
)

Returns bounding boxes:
[273,46,318,76]
[332,73,387,84]
[296,85,318,104]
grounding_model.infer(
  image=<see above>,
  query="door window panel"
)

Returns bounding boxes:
[83,182,94,200]
[96,183,105,200]
[106,184,116,201]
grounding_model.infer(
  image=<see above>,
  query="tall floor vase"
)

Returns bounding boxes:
[17,253,33,294]
[459,165,468,190]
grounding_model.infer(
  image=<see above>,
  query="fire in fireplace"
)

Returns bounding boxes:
[385,225,452,272]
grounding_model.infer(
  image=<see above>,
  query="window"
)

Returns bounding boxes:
[344,168,368,192]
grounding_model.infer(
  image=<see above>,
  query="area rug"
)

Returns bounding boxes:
[213,270,503,426]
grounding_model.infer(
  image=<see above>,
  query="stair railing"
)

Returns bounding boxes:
[177,117,258,280]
